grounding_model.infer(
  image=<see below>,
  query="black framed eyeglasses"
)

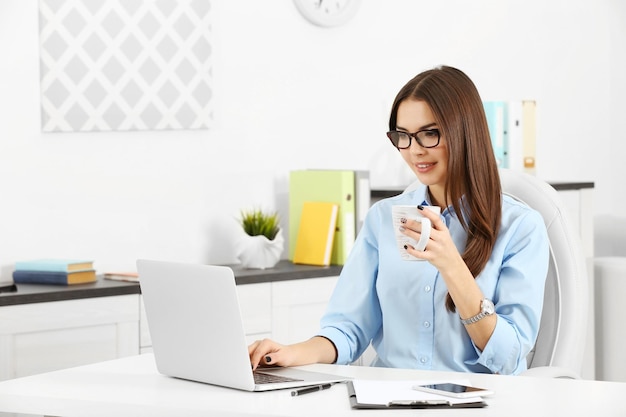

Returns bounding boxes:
[387,128,441,149]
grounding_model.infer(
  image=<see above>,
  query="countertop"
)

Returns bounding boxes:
[0,260,343,307]
[371,180,594,199]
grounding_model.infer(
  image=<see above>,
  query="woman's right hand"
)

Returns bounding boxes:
[248,336,337,370]
[248,338,297,370]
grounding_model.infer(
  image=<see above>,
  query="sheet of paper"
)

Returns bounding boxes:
[352,379,484,405]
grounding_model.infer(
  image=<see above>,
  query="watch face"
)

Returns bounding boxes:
[482,298,495,315]
[293,0,361,27]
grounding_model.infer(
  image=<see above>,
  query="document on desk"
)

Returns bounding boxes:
[348,379,487,409]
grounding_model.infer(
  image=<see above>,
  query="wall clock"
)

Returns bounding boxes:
[293,0,361,27]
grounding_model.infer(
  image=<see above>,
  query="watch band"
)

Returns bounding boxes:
[460,298,494,325]
[461,311,488,325]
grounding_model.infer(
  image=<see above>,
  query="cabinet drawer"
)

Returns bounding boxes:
[0,295,140,380]
[0,295,140,334]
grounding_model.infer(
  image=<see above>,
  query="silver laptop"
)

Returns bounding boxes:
[137,259,348,392]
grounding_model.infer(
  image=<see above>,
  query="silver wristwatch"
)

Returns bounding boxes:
[460,298,495,325]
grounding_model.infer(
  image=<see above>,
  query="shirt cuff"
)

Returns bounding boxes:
[464,316,524,375]
[314,335,338,364]
[316,327,354,365]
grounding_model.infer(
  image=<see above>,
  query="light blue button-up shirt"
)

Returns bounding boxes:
[317,184,549,375]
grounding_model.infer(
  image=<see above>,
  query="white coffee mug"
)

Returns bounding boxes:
[391,205,441,261]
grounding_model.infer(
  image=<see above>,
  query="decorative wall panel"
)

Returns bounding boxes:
[39,0,213,132]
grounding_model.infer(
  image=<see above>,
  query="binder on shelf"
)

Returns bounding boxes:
[483,101,509,168]
[507,100,524,172]
[507,100,537,174]
[293,201,339,266]
[288,170,370,265]
[522,100,537,175]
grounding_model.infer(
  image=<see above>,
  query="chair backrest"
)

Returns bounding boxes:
[500,169,588,373]
[404,169,589,374]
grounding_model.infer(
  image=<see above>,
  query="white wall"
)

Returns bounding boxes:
[0,0,624,274]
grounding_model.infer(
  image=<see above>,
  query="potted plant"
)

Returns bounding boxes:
[240,208,280,241]
[236,208,284,269]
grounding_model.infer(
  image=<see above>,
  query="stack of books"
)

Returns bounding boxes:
[13,259,97,285]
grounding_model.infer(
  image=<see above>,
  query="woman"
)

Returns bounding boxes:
[249,65,549,375]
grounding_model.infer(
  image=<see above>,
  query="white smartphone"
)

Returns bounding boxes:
[412,383,494,399]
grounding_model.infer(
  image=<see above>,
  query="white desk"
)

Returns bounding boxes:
[0,354,623,417]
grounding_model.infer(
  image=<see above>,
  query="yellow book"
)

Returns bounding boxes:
[293,201,339,266]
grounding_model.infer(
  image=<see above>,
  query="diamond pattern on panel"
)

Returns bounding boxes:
[39,0,213,132]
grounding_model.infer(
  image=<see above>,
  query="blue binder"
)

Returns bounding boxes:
[483,101,509,168]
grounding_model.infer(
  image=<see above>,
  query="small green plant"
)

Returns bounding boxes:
[239,208,280,241]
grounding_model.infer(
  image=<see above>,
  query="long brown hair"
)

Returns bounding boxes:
[389,66,502,312]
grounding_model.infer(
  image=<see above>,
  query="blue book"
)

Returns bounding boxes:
[14,259,93,273]
[13,269,97,285]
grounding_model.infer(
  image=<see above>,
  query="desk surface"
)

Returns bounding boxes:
[0,354,623,417]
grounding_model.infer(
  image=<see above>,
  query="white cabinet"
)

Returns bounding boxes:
[271,276,338,344]
[238,282,273,345]
[0,295,140,381]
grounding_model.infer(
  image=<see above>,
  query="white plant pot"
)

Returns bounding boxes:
[236,228,284,269]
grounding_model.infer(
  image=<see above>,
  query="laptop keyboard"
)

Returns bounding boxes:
[253,370,303,385]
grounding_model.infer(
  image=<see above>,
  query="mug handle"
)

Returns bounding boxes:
[413,218,431,252]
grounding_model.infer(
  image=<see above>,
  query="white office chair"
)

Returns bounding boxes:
[394,169,589,378]
[499,168,588,378]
